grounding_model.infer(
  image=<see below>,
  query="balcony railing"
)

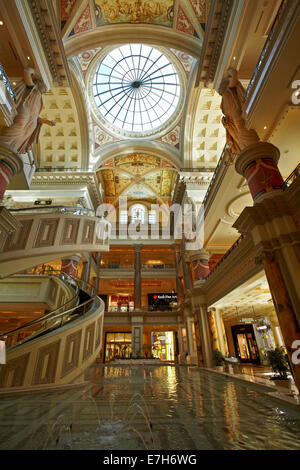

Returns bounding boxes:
[282,163,300,190]
[0,64,15,100]
[204,234,246,281]
[9,205,97,216]
[245,0,287,100]
[100,264,175,270]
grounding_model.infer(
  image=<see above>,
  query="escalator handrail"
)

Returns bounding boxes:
[0,270,95,342]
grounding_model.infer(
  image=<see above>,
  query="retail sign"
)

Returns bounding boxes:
[0,340,6,364]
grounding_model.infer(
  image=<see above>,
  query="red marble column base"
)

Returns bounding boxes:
[190,249,210,282]
[235,142,284,203]
[61,254,81,277]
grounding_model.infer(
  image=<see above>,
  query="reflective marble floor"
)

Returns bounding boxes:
[0,365,300,450]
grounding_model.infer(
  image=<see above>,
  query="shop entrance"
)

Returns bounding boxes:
[151,331,175,361]
[104,332,132,362]
[231,324,260,364]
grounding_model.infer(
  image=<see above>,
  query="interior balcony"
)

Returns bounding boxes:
[0,205,111,277]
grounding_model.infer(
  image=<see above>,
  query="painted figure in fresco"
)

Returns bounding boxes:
[218,68,259,155]
[0,68,55,154]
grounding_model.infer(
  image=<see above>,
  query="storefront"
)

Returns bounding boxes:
[148,293,177,311]
[231,324,260,364]
[151,331,175,361]
[104,332,132,362]
[108,295,134,312]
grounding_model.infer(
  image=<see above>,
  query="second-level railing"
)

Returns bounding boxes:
[203,234,246,281]
[100,263,175,270]
[9,205,97,216]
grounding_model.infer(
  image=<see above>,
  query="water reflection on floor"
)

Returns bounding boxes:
[0,364,300,450]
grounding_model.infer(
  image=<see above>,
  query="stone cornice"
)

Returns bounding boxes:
[196,0,234,86]
[28,0,72,87]
[31,171,101,209]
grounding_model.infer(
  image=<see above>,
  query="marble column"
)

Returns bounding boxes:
[81,254,91,283]
[134,244,142,310]
[61,253,81,277]
[94,252,102,295]
[173,243,184,304]
[197,303,214,368]
[208,309,220,351]
[0,146,23,201]
[214,308,228,356]
[234,141,300,391]
[181,239,192,294]
[131,315,143,358]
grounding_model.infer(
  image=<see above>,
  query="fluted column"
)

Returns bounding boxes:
[134,244,142,310]
[61,253,81,277]
[0,146,23,200]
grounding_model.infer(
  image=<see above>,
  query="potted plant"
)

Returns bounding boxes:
[214,349,224,371]
[267,347,290,389]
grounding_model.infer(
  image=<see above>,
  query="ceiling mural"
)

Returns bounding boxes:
[97,153,178,204]
[61,0,207,38]
[94,0,175,27]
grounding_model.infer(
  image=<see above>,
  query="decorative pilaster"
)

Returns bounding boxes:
[61,253,81,277]
[134,244,142,310]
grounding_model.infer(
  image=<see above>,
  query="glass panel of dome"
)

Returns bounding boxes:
[92,44,181,134]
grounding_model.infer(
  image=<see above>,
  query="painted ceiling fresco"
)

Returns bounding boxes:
[97,153,178,204]
[60,0,206,38]
[94,0,175,27]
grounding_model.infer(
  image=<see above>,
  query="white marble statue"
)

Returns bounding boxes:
[0,68,55,154]
[218,68,259,155]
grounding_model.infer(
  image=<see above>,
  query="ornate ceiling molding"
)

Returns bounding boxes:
[31,171,101,208]
[27,0,72,86]
[195,0,234,87]
[64,24,202,59]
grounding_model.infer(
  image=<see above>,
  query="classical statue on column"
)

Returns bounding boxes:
[0,68,55,154]
[218,68,259,155]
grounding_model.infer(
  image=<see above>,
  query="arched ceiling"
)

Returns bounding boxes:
[97,152,178,205]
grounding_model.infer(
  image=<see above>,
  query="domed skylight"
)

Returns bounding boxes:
[92,44,181,135]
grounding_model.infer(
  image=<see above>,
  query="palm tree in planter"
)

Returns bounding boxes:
[214,349,224,371]
[267,347,290,388]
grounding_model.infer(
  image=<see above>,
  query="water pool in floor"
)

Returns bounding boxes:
[0,365,299,450]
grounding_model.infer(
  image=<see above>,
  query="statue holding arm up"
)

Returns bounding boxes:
[218,69,259,155]
[0,68,55,154]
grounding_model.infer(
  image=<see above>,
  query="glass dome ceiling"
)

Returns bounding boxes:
[92,44,181,135]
